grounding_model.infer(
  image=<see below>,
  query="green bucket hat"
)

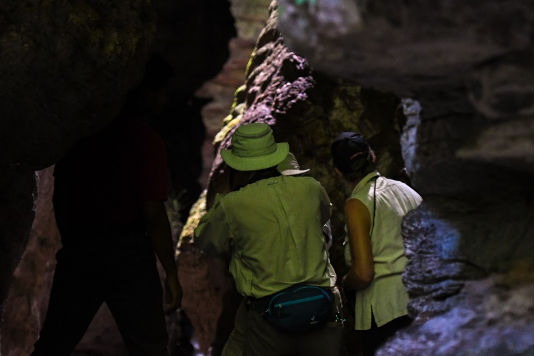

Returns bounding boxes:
[221,123,289,171]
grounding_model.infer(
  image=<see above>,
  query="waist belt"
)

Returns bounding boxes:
[245,285,340,334]
[245,286,333,315]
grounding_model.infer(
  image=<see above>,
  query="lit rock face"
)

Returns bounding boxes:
[277,0,533,186]
[196,0,273,135]
[1,168,61,356]
[276,0,534,354]
[179,1,415,352]
[380,266,534,356]
[0,170,36,308]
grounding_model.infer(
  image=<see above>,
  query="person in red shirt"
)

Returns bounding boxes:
[32,54,182,356]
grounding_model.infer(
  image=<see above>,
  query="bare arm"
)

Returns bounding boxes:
[343,198,374,291]
[143,200,182,314]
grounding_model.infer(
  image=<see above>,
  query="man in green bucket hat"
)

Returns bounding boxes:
[195,123,344,356]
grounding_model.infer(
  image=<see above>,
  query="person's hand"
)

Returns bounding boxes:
[342,271,357,291]
[164,273,182,315]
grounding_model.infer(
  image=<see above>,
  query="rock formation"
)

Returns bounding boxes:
[0,170,37,313]
[0,1,156,171]
[178,1,417,353]
[1,0,532,355]
[179,0,533,354]
[1,168,61,355]
[0,4,156,342]
[0,0,236,354]
[276,1,533,353]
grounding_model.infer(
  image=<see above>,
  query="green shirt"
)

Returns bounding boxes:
[194,175,337,298]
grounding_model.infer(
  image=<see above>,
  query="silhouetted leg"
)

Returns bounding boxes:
[106,254,168,356]
[221,299,248,356]
[32,251,103,356]
[213,286,242,356]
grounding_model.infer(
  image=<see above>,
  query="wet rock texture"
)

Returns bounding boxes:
[276,0,534,354]
[179,1,416,352]
[378,267,533,356]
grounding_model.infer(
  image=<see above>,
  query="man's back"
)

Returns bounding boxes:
[209,175,336,298]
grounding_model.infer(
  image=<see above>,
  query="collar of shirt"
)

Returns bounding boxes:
[351,171,380,196]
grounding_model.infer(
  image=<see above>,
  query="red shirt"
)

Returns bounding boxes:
[53,115,168,229]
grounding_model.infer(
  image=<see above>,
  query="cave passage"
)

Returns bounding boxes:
[1,0,533,355]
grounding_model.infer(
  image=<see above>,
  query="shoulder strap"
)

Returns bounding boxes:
[369,176,379,238]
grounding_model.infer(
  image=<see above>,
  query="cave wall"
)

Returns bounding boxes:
[0,0,237,354]
[179,0,533,355]
[197,0,273,135]
[178,1,416,352]
[1,168,61,355]
[0,0,531,355]
[0,171,36,310]
[276,1,533,354]
[0,1,157,171]
[0,1,157,343]
[152,0,236,99]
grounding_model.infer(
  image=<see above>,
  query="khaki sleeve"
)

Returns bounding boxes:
[194,195,231,255]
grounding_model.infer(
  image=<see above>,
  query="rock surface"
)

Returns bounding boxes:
[1,0,532,355]
[0,1,157,340]
[178,1,415,352]
[276,0,534,354]
[280,0,534,175]
[1,168,60,355]
[196,0,273,135]
[0,0,157,171]
[152,0,237,99]
[179,0,534,354]
[0,0,237,353]
[379,266,533,356]
[1,168,188,355]
[0,170,36,319]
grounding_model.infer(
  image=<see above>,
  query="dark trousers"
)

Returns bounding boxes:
[32,233,168,356]
[361,314,412,356]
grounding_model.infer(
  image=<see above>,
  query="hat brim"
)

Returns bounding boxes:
[280,168,310,176]
[221,142,289,171]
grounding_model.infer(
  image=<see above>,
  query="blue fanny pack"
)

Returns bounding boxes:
[253,285,333,334]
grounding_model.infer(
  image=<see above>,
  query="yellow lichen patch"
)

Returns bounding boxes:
[230,85,247,111]
[245,53,255,78]
[214,116,242,145]
[178,190,207,249]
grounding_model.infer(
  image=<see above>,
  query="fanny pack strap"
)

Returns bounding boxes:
[246,286,332,315]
